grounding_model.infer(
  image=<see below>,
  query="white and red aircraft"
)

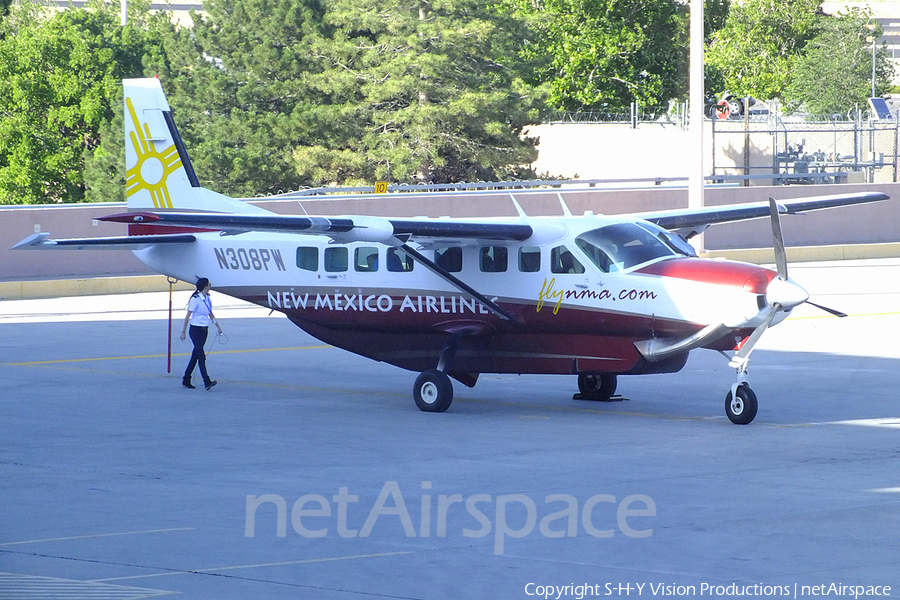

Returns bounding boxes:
[13,78,889,424]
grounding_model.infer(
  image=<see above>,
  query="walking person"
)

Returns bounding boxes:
[180,277,222,390]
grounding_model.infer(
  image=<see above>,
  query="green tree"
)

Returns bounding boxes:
[149,0,543,193]
[144,0,331,195]
[299,0,543,184]
[706,0,821,100]
[0,0,161,204]
[786,9,894,116]
[501,0,689,114]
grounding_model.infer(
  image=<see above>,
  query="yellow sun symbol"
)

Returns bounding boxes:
[125,97,183,208]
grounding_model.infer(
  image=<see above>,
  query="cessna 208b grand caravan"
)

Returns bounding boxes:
[13,78,889,424]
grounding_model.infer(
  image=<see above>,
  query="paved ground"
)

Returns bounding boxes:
[1,260,899,599]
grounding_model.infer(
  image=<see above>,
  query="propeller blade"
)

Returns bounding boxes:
[729,305,779,368]
[806,300,848,318]
[769,197,788,281]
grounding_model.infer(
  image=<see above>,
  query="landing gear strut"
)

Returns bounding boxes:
[413,333,462,413]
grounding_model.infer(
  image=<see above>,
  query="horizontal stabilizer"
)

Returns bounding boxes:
[11,232,196,251]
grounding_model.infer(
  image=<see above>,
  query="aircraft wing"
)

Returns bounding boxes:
[11,232,196,250]
[636,191,889,234]
[98,212,534,243]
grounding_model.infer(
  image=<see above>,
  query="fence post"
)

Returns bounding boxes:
[894,114,898,183]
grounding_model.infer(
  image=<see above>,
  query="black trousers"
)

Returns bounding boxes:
[184,325,210,383]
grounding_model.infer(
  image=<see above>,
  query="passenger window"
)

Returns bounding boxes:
[480,246,508,272]
[551,246,585,274]
[519,247,541,272]
[355,247,379,272]
[435,247,462,273]
[296,247,318,271]
[324,247,348,272]
[387,247,414,272]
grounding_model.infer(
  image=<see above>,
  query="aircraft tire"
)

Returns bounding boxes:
[725,384,758,425]
[414,369,453,413]
[577,372,617,400]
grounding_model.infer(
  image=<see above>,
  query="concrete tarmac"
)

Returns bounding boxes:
[1,260,899,599]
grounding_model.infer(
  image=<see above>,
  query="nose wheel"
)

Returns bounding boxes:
[725,383,758,424]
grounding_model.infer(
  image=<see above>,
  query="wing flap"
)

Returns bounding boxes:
[98,211,534,243]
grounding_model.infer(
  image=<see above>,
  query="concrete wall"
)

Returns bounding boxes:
[3,181,899,281]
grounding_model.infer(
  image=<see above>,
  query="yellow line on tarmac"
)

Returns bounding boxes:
[788,310,900,321]
[3,345,331,367]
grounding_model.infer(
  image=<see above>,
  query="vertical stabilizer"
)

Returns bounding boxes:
[123,78,269,215]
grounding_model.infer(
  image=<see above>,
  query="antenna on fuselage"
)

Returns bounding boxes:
[557,192,573,217]
[509,193,527,218]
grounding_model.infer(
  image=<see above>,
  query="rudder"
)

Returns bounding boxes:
[123,78,269,215]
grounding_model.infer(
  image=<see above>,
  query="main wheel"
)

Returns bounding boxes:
[577,372,617,400]
[413,369,453,413]
[725,384,758,425]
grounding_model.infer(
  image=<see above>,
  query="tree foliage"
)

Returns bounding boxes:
[3,0,898,204]
[296,0,543,185]
[501,0,689,114]
[147,0,543,195]
[0,0,161,204]
[786,9,894,117]
[706,0,822,100]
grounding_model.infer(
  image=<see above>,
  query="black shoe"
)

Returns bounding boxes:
[205,380,217,391]
[182,378,195,389]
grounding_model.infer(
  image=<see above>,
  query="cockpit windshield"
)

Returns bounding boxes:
[575,222,694,273]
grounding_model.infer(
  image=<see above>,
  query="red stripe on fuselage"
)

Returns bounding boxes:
[636,258,775,293]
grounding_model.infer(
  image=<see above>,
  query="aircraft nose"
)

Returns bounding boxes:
[765,276,809,310]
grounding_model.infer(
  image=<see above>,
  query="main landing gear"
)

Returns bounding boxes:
[575,372,619,402]
[414,370,453,412]
[413,333,461,413]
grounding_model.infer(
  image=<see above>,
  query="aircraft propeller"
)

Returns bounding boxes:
[730,198,846,368]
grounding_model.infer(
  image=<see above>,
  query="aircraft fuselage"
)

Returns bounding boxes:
[135,217,778,384]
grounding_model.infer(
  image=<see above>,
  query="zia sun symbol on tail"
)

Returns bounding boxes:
[125,97,183,208]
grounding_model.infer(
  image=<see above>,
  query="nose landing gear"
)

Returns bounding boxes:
[725,365,758,424]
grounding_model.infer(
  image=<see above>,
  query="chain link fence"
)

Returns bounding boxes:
[711,115,899,185]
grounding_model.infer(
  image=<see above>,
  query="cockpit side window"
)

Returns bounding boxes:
[575,222,678,272]
[550,246,585,274]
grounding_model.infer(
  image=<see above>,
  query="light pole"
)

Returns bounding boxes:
[872,36,877,98]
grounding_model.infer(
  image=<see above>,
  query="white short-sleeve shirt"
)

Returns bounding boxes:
[188,293,213,327]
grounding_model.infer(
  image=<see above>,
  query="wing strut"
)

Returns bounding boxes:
[398,244,520,324]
